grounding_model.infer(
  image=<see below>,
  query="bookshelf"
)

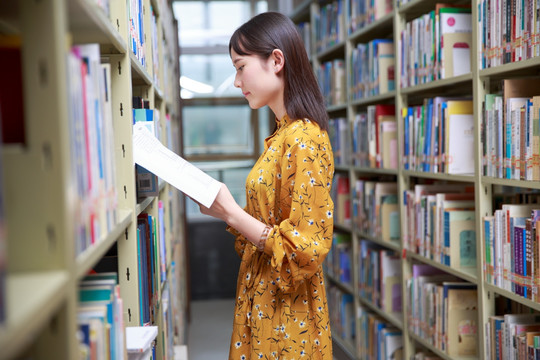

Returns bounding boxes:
[0,0,187,359]
[291,0,540,359]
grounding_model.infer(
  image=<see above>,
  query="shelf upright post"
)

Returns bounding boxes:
[109,0,143,328]
[472,0,496,357]
[393,4,414,359]
[11,0,75,357]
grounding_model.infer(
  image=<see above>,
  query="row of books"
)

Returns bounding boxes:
[129,0,146,67]
[353,181,399,243]
[68,43,118,256]
[402,97,474,175]
[486,312,540,360]
[331,174,351,227]
[314,0,345,53]
[483,204,540,301]
[482,78,540,181]
[137,210,168,326]
[358,241,402,313]
[353,104,397,169]
[406,263,478,357]
[403,183,476,268]
[326,232,353,285]
[327,285,355,342]
[150,6,160,88]
[317,59,346,106]
[356,305,403,360]
[78,272,125,360]
[296,22,311,56]
[478,0,540,69]
[350,39,395,100]
[160,281,175,359]
[400,4,472,88]
[347,0,393,35]
[328,117,351,166]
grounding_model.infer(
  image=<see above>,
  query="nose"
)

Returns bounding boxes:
[234,73,241,88]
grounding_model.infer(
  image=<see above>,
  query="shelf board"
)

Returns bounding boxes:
[484,283,540,312]
[0,271,69,360]
[397,0,447,21]
[358,296,404,329]
[356,231,401,252]
[407,252,478,283]
[334,223,353,233]
[400,73,473,97]
[402,170,475,182]
[332,334,357,360]
[409,331,478,360]
[130,52,153,86]
[479,57,540,78]
[325,272,355,294]
[350,91,396,107]
[289,0,311,23]
[154,85,164,102]
[316,41,345,62]
[352,166,398,176]
[348,12,393,44]
[68,0,127,54]
[136,196,155,216]
[482,176,540,190]
[334,164,350,172]
[326,103,347,113]
[76,209,133,279]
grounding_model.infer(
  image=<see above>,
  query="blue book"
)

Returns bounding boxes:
[423,99,434,172]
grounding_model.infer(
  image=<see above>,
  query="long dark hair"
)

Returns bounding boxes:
[229,11,329,131]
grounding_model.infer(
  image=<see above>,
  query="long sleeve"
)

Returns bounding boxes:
[261,126,334,294]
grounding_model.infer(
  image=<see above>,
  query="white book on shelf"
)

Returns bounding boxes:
[126,325,158,355]
[446,113,474,174]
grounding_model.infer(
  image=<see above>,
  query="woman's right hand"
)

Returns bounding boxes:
[198,182,240,223]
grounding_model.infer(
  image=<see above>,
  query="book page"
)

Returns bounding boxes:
[132,123,222,208]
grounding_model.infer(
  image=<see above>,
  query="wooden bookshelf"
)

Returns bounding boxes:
[0,0,187,358]
[290,0,540,358]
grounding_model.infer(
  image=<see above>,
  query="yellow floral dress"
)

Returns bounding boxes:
[227,115,334,360]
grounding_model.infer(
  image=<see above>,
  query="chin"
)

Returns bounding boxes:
[247,101,264,110]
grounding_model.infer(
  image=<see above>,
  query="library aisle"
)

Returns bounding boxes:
[187,298,235,360]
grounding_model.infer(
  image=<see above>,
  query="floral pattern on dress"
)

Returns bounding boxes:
[227,115,334,360]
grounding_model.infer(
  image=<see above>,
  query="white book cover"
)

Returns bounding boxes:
[447,114,474,174]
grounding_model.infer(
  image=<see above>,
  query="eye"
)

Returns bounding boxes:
[237,65,244,71]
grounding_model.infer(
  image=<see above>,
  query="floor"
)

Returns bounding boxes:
[187,298,236,360]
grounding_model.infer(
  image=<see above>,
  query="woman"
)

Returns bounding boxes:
[200,11,334,359]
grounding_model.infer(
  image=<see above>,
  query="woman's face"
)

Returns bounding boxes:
[231,48,284,114]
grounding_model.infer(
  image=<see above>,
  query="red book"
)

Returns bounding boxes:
[374,104,395,168]
[0,44,25,144]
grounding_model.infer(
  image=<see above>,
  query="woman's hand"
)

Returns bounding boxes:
[198,183,240,223]
[199,183,268,247]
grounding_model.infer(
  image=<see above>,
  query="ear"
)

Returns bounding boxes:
[270,49,285,74]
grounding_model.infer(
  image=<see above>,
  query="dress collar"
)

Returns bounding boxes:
[275,114,293,128]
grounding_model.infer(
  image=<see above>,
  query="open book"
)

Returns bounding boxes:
[132,123,221,208]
